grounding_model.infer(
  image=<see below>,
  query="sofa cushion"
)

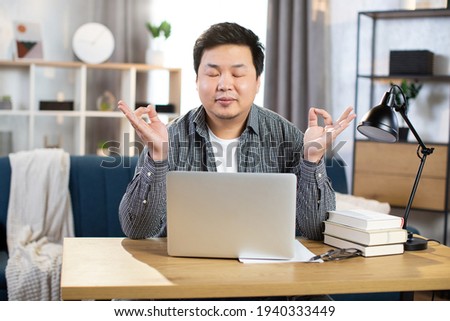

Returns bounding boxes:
[0,250,7,288]
[0,250,7,300]
[69,155,138,237]
[0,157,11,252]
[325,157,348,194]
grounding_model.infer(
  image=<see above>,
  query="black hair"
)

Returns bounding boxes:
[193,22,265,77]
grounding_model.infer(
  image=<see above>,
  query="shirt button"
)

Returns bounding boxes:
[147,172,151,177]
[143,199,147,204]
[318,173,322,178]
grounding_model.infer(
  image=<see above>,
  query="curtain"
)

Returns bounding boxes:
[264,0,328,132]
[85,0,150,153]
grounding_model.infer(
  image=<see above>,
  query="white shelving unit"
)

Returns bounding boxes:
[0,60,181,156]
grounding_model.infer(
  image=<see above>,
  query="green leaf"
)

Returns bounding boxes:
[390,79,423,111]
[160,21,171,39]
[146,21,171,39]
[146,22,160,38]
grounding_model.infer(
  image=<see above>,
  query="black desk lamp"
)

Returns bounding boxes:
[357,84,433,251]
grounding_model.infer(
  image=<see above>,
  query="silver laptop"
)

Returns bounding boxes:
[166,171,297,260]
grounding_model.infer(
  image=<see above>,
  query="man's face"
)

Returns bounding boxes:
[196,44,261,127]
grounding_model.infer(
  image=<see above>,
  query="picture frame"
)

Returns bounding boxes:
[13,21,44,60]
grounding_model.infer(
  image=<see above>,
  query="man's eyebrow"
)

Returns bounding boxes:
[205,63,220,69]
[205,63,248,69]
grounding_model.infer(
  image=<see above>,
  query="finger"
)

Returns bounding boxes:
[118,101,141,122]
[335,106,355,124]
[117,100,132,114]
[145,104,162,124]
[326,113,357,138]
[308,107,319,127]
[309,107,333,127]
[134,106,151,120]
[336,111,357,130]
[313,108,333,126]
[119,101,150,130]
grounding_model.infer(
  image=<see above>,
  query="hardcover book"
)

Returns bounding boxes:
[324,234,404,257]
[326,209,403,230]
[324,221,407,246]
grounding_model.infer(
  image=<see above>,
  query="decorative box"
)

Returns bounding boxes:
[389,50,434,75]
[39,101,74,111]
[135,102,175,113]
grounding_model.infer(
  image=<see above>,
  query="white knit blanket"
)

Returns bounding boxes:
[336,192,391,214]
[6,149,74,300]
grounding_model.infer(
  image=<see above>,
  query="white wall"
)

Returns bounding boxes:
[148,0,268,114]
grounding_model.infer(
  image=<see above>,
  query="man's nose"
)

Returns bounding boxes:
[217,73,233,91]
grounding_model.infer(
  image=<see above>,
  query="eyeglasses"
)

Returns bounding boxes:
[310,248,362,262]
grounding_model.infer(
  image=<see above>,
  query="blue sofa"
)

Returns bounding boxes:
[0,154,397,301]
[0,155,138,300]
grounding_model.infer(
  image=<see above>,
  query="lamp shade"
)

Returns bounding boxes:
[357,92,399,143]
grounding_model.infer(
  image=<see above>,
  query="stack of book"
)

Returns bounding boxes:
[323,209,407,257]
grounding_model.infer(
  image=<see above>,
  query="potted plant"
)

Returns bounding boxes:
[145,20,171,65]
[146,20,171,40]
[97,140,110,156]
[0,95,12,110]
[390,79,423,141]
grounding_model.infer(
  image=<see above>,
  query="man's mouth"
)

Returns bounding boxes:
[216,96,236,106]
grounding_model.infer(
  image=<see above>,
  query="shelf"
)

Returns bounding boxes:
[360,8,450,19]
[0,60,182,155]
[0,59,181,73]
[85,111,123,118]
[357,74,450,82]
[0,110,29,116]
[355,139,449,149]
[34,111,82,117]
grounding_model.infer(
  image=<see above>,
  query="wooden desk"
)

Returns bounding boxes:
[60,237,450,300]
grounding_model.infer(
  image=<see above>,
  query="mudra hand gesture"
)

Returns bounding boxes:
[118,100,169,161]
[303,107,356,163]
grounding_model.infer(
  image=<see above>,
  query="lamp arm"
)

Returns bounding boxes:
[403,151,427,228]
[396,108,434,229]
[398,107,429,152]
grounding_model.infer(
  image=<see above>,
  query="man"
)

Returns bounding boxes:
[118,22,355,240]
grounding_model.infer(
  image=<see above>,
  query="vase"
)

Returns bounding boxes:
[398,127,409,142]
[145,37,165,66]
[96,91,116,111]
[145,48,164,66]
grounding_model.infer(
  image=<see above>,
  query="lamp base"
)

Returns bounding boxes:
[404,236,428,251]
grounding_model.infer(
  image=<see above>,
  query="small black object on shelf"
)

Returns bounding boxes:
[389,50,434,75]
[39,101,74,111]
[135,102,175,113]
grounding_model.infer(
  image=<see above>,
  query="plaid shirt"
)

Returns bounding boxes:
[119,104,336,240]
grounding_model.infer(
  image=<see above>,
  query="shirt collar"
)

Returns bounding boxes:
[246,104,260,136]
[192,106,209,138]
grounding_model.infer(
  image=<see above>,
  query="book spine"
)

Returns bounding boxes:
[323,234,404,257]
[324,222,407,246]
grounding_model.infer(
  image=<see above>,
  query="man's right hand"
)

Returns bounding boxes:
[118,100,169,161]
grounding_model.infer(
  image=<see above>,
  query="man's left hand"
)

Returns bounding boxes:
[303,107,356,163]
